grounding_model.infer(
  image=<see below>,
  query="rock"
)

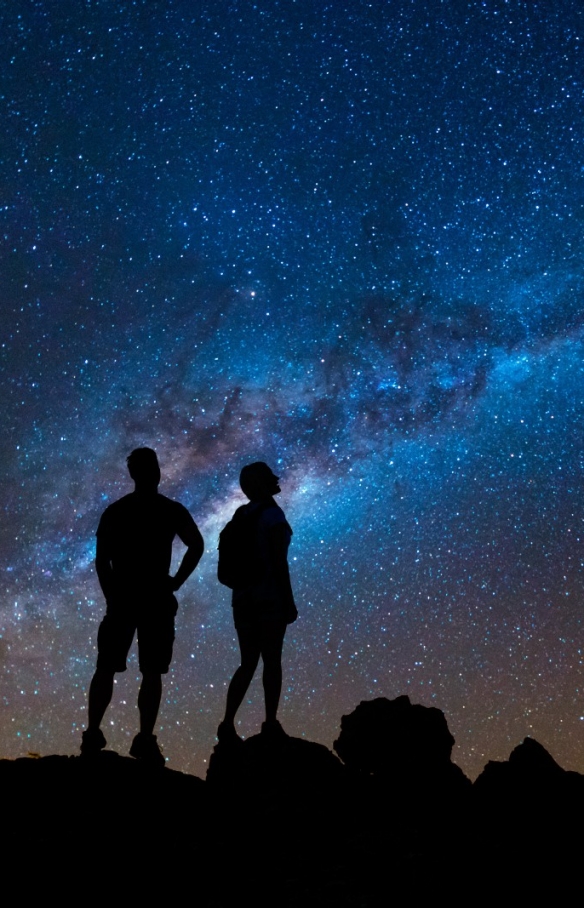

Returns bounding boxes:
[508,736,568,775]
[472,737,584,886]
[333,695,458,777]
[474,736,584,801]
[331,694,471,877]
[207,732,344,802]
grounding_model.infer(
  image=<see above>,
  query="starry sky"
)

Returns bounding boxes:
[2,0,584,779]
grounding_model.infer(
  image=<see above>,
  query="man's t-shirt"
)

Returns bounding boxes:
[96,492,197,595]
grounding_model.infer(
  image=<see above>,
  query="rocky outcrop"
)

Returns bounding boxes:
[207,732,344,799]
[1,751,213,900]
[334,695,456,774]
[2,709,583,901]
[333,694,470,805]
[474,735,584,811]
[471,737,584,891]
[206,735,347,903]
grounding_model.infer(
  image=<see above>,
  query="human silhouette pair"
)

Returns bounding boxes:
[82,450,296,766]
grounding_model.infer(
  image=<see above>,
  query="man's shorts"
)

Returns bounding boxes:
[96,593,178,674]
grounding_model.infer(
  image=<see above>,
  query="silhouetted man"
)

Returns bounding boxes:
[81,447,204,765]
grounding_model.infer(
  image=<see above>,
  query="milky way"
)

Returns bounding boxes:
[2,1,584,778]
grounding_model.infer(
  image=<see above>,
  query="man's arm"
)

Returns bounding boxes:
[95,535,116,602]
[170,516,204,591]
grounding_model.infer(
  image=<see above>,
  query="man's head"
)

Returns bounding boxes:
[239,462,280,501]
[127,447,161,490]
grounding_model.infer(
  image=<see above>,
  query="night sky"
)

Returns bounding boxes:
[3,0,584,779]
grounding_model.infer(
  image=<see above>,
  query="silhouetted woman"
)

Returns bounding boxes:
[218,462,297,741]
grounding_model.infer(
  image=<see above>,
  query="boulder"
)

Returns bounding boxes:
[334,695,458,777]
[207,732,344,801]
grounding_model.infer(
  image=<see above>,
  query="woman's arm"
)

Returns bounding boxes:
[268,522,298,622]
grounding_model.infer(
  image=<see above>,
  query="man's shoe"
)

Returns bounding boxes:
[80,727,107,756]
[129,732,166,768]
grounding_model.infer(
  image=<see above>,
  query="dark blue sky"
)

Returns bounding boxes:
[2,0,584,778]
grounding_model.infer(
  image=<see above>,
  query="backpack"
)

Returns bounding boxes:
[217,502,270,589]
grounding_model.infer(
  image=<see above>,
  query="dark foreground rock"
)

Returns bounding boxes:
[333,696,472,886]
[208,731,344,794]
[1,751,213,901]
[473,736,584,880]
[334,695,470,808]
[206,734,352,904]
[2,707,583,903]
[334,695,456,774]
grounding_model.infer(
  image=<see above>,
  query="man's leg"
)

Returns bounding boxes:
[81,665,115,753]
[130,670,165,766]
[130,597,175,764]
[83,608,134,752]
[87,666,115,730]
[138,671,162,736]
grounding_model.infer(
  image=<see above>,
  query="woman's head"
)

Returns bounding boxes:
[239,462,280,501]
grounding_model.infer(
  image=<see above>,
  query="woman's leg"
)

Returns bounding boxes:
[260,622,286,723]
[222,625,262,725]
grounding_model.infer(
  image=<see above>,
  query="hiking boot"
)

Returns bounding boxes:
[80,727,107,756]
[129,732,166,768]
[217,721,243,746]
[261,719,287,740]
